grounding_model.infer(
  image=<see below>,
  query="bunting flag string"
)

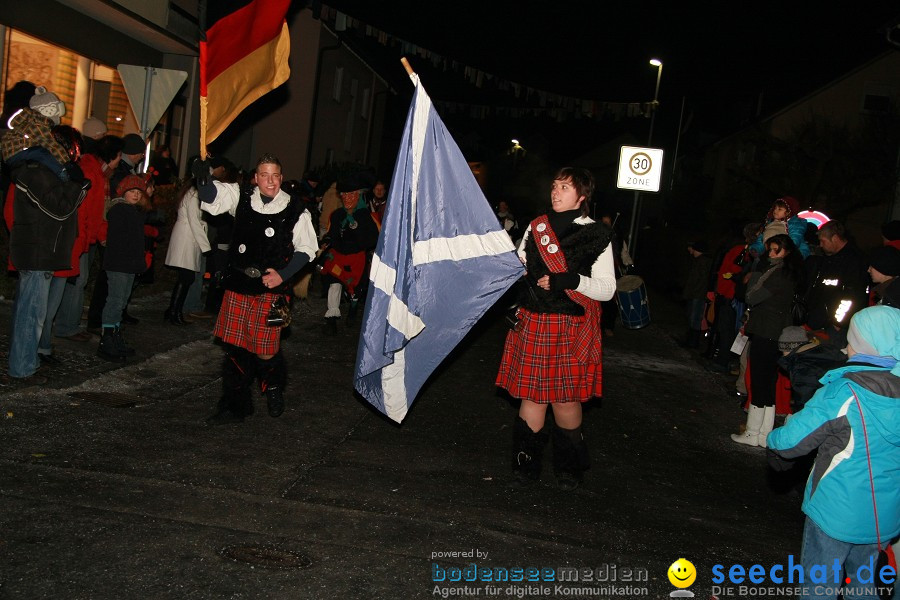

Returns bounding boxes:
[320,3,656,122]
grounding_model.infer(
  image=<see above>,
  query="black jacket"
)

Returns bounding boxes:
[103,202,147,274]
[746,263,797,340]
[9,161,87,271]
[804,244,869,329]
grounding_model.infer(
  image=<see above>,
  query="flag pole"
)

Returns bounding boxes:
[198,0,208,160]
[400,57,416,84]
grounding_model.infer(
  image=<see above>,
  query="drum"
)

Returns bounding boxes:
[616,275,650,329]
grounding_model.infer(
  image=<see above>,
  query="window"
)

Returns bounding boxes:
[861,81,895,115]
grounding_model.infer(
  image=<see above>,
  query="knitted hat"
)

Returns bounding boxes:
[81,117,107,140]
[869,245,900,277]
[778,326,809,352]
[121,133,145,155]
[28,86,65,124]
[845,306,900,375]
[882,220,900,242]
[116,174,147,197]
[777,196,800,216]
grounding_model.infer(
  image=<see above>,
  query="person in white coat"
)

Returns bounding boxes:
[163,180,210,324]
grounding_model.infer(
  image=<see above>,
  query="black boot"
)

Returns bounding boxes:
[324,316,339,336]
[346,298,359,327]
[164,283,188,325]
[256,352,287,417]
[97,327,124,362]
[509,417,548,488]
[113,326,136,358]
[173,282,191,325]
[552,425,591,491]
[702,330,719,358]
[207,346,255,425]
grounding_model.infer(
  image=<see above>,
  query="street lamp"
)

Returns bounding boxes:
[627,58,664,260]
[510,138,525,170]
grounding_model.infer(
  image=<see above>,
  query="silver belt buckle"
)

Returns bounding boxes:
[243,267,262,278]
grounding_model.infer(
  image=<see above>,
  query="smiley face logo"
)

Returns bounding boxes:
[667,558,696,588]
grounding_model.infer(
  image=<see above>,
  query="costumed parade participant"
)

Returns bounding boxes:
[319,173,379,334]
[197,154,317,424]
[496,167,616,490]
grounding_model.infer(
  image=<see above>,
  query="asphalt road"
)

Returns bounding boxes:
[0,282,809,600]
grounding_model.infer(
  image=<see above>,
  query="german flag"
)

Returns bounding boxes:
[199,0,291,151]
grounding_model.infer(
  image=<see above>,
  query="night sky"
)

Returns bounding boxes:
[324,1,900,137]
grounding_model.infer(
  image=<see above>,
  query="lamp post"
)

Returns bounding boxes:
[627,58,663,260]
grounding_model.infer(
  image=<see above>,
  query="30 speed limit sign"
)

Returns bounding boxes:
[616,146,664,192]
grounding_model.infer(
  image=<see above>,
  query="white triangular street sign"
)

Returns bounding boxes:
[117,64,188,138]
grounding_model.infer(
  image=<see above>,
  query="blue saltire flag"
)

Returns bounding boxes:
[354,76,525,423]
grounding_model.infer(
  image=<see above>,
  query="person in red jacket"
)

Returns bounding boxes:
[52,135,123,342]
[706,222,759,373]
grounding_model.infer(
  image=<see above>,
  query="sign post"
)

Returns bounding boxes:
[617,145,664,258]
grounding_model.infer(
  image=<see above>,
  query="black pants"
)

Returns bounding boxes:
[713,296,737,364]
[600,299,617,331]
[87,247,107,329]
[749,335,779,408]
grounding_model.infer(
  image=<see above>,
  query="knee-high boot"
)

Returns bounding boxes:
[164,283,187,325]
[207,346,255,425]
[256,352,287,417]
[758,406,776,448]
[731,404,766,446]
[173,282,191,325]
[510,417,548,487]
[552,424,591,491]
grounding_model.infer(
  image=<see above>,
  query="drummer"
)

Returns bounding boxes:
[496,167,616,491]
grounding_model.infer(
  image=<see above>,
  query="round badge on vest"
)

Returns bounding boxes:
[548,244,558,254]
[540,235,550,245]
[238,244,247,253]
[264,227,275,237]
[536,223,546,232]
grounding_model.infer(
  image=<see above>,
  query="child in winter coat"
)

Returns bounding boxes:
[749,196,811,259]
[767,305,900,598]
[97,174,149,361]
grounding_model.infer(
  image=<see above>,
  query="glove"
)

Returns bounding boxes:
[549,272,580,292]
[191,158,212,187]
[766,448,796,472]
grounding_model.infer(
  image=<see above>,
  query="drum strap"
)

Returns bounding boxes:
[532,215,601,363]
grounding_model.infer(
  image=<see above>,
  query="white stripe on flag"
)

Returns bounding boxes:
[413,230,516,266]
[369,253,425,340]
[409,85,432,241]
[381,348,409,422]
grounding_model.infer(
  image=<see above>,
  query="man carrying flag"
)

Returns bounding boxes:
[354,72,524,424]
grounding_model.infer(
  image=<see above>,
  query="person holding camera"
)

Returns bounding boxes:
[196,153,318,424]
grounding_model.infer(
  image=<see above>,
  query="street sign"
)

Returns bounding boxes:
[117,65,188,139]
[616,146,664,192]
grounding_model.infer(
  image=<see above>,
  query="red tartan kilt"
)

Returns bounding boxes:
[214,290,283,355]
[495,308,602,403]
